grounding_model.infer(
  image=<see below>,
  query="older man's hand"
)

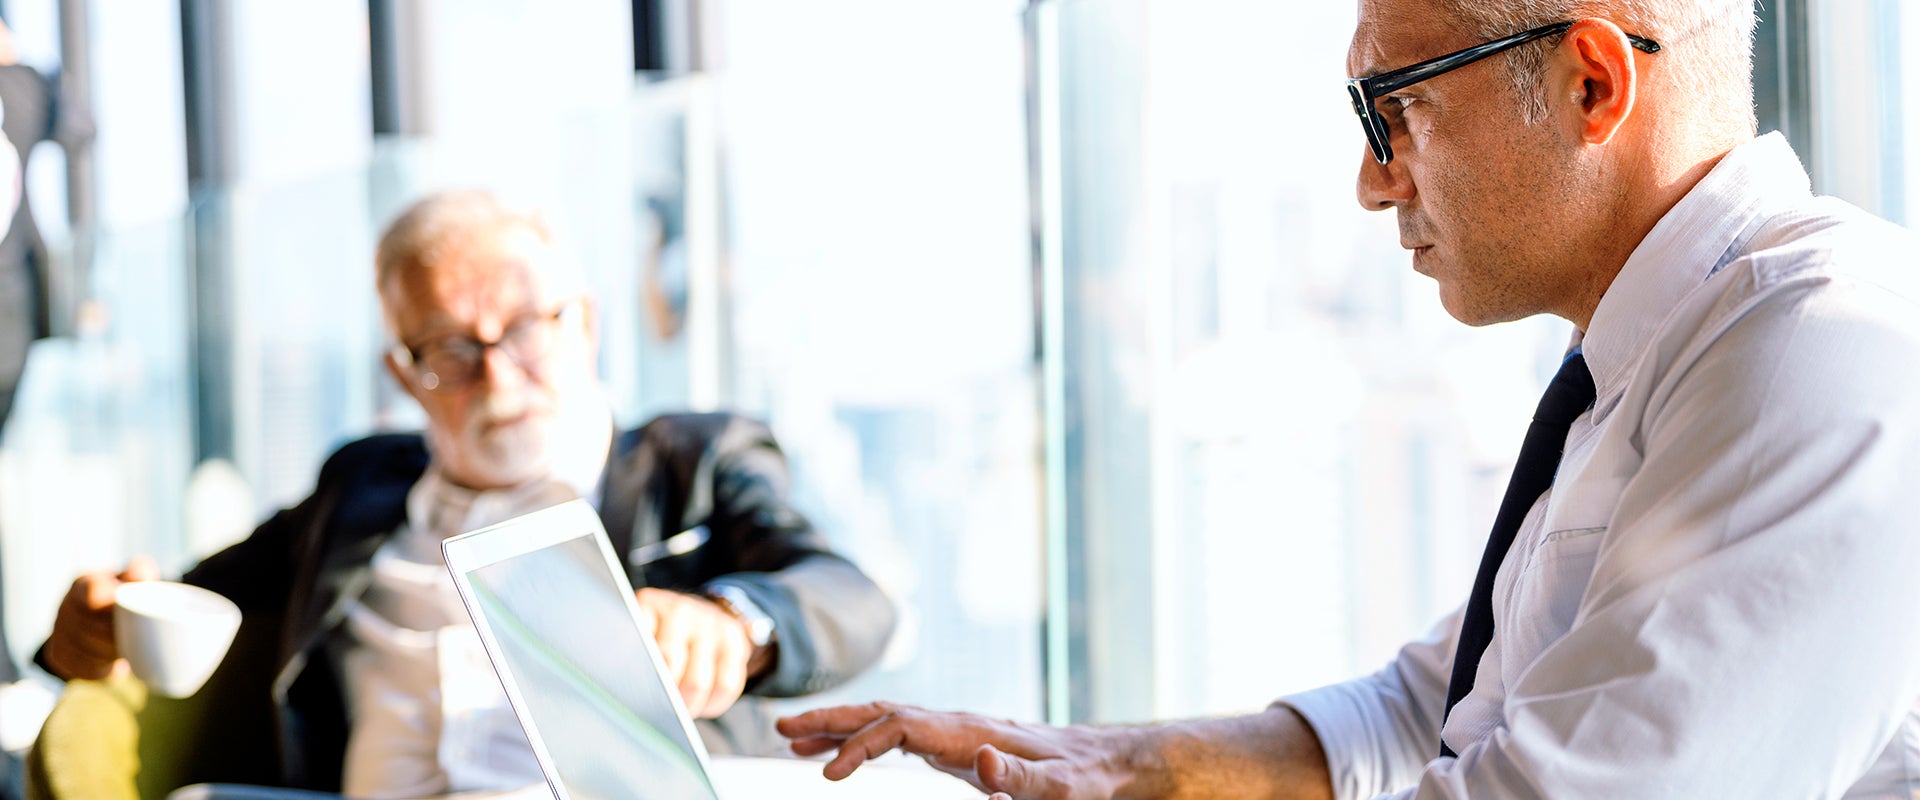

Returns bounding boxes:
[632,588,758,719]
[777,702,1135,800]
[44,556,159,681]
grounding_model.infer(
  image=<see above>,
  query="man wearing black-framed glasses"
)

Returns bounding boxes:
[1345,20,1661,167]
[39,190,897,797]
[781,0,1920,797]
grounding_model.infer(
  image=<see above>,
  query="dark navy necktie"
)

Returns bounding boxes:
[1439,351,1596,758]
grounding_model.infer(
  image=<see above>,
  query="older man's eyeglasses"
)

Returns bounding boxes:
[1347,20,1661,165]
[392,300,582,391]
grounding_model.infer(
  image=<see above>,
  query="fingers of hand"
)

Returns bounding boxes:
[979,744,1077,800]
[76,573,121,614]
[679,631,719,716]
[777,700,902,740]
[700,636,749,719]
[682,623,752,717]
[640,589,700,682]
[640,590,753,717]
[45,636,117,680]
[51,573,126,679]
[785,702,991,782]
[822,708,950,782]
[654,611,690,687]
[118,555,159,583]
[976,744,1024,793]
[787,736,844,757]
[925,757,992,788]
[45,641,117,681]
[782,704,1073,796]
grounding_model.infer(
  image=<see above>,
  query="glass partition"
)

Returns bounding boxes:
[708,0,1043,724]
[1,216,197,669]
[0,0,1045,736]
[1036,0,1568,724]
[1806,0,1914,224]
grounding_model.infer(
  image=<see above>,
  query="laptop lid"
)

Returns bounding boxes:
[442,500,721,800]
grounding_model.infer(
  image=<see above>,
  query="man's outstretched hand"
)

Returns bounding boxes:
[777,702,1137,800]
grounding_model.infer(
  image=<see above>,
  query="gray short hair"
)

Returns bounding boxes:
[375,190,584,332]
[1438,0,1757,133]
[376,189,550,295]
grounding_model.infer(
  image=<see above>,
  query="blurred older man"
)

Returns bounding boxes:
[42,190,895,797]
[779,0,1920,798]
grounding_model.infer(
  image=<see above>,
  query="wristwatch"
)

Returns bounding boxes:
[704,583,776,649]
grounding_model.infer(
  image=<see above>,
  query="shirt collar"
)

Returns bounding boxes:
[1581,133,1813,406]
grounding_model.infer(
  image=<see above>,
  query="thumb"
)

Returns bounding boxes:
[119,555,160,583]
[976,744,1054,799]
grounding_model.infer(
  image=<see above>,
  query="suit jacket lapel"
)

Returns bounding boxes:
[275,442,422,696]
[599,427,658,569]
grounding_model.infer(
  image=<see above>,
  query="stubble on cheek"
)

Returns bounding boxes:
[1418,141,1562,326]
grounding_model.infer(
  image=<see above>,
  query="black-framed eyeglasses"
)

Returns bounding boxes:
[391,299,582,391]
[1347,21,1662,165]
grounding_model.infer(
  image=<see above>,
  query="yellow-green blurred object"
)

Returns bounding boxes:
[24,674,206,800]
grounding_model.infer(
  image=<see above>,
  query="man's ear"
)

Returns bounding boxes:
[385,349,425,404]
[1559,18,1640,146]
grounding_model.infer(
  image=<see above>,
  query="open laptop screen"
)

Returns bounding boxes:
[446,501,720,800]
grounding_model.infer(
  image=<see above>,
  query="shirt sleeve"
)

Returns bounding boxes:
[1403,275,1920,797]
[1279,607,1459,800]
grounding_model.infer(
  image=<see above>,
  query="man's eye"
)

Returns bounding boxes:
[423,339,482,362]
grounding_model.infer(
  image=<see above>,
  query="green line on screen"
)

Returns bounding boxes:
[470,580,710,779]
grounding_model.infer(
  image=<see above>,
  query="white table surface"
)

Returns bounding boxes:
[163,757,984,800]
[708,755,986,799]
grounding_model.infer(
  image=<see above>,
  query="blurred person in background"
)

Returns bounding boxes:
[0,16,92,421]
[0,12,88,683]
[38,190,895,798]
[0,21,92,795]
[0,13,91,452]
[0,75,20,800]
[778,0,1920,797]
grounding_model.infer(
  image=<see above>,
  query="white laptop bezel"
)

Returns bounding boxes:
[441,499,719,800]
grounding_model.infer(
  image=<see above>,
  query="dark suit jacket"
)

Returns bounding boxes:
[0,65,55,444]
[132,412,894,792]
[0,63,57,351]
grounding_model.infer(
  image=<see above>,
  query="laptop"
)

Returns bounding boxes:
[442,500,722,800]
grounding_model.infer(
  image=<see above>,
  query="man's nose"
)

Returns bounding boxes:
[1356,145,1414,211]
[475,344,530,389]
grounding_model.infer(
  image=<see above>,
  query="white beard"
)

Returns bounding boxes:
[416,371,614,538]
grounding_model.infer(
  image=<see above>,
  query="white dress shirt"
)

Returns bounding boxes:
[1284,134,1920,798]
[339,407,612,799]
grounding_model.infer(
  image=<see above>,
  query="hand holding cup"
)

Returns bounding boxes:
[46,558,242,698]
[45,557,159,682]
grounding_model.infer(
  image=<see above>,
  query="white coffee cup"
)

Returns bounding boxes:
[113,581,242,698]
